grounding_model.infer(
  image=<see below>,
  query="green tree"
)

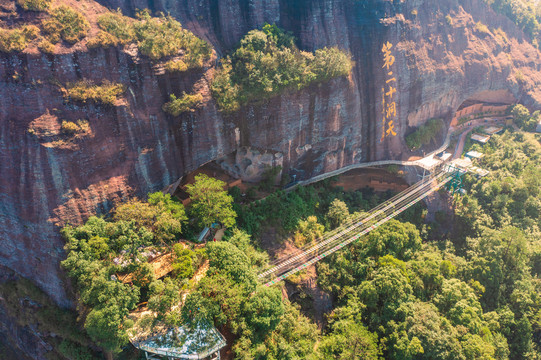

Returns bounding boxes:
[148,278,180,318]
[172,244,196,279]
[186,174,237,228]
[211,24,352,112]
[226,228,268,269]
[205,241,256,289]
[365,220,422,261]
[326,199,350,229]
[294,215,325,246]
[387,301,463,360]
[131,261,155,288]
[243,286,285,341]
[511,104,531,129]
[235,303,318,360]
[319,297,380,359]
[357,256,413,328]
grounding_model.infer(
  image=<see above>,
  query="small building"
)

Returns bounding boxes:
[197,227,212,243]
[452,157,473,170]
[465,151,484,160]
[469,166,490,178]
[471,133,491,144]
[536,120,541,133]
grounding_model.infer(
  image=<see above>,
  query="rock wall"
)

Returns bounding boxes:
[1,3,541,356]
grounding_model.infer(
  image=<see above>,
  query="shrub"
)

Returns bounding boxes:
[61,121,80,135]
[165,59,189,72]
[97,11,135,44]
[0,25,39,53]
[57,339,94,360]
[66,80,125,105]
[475,21,490,35]
[515,70,525,83]
[61,120,89,135]
[86,30,120,49]
[43,6,90,44]
[162,92,203,116]
[88,9,211,63]
[172,244,196,279]
[211,61,240,112]
[38,38,55,53]
[134,11,211,62]
[17,0,51,11]
[405,118,444,150]
[87,11,135,49]
[310,47,352,81]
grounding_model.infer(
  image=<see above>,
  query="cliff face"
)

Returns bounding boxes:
[1,0,541,355]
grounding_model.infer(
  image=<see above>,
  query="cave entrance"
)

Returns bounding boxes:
[451,90,516,127]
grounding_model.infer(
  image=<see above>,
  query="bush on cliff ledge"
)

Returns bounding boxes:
[43,6,90,44]
[87,10,212,64]
[134,10,212,63]
[163,92,204,116]
[211,23,352,112]
[17,0,51,12]
[0,25,39,53]
[66,80,125,106]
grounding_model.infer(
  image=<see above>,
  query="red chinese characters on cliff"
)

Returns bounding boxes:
[381,41,397,142]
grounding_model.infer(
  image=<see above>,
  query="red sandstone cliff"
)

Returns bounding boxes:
[1,2,541,356]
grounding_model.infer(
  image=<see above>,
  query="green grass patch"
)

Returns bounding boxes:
[66,80,125,106]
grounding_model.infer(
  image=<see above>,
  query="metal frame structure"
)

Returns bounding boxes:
[443,164,466,194]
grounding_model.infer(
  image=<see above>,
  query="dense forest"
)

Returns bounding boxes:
[56,124,541,359]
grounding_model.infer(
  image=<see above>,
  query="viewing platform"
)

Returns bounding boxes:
[130,321,226,360]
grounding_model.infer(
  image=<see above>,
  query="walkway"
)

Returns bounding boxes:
[287,127,453,192]
[289,116,507,192]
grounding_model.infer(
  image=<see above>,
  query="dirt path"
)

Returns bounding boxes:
[452,118,506,159]
[453,128,473,159]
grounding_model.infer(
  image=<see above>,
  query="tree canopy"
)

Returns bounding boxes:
[211,23,352,112]
[186,174,237,229]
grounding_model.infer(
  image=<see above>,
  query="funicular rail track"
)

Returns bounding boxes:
[259,166,458,287]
